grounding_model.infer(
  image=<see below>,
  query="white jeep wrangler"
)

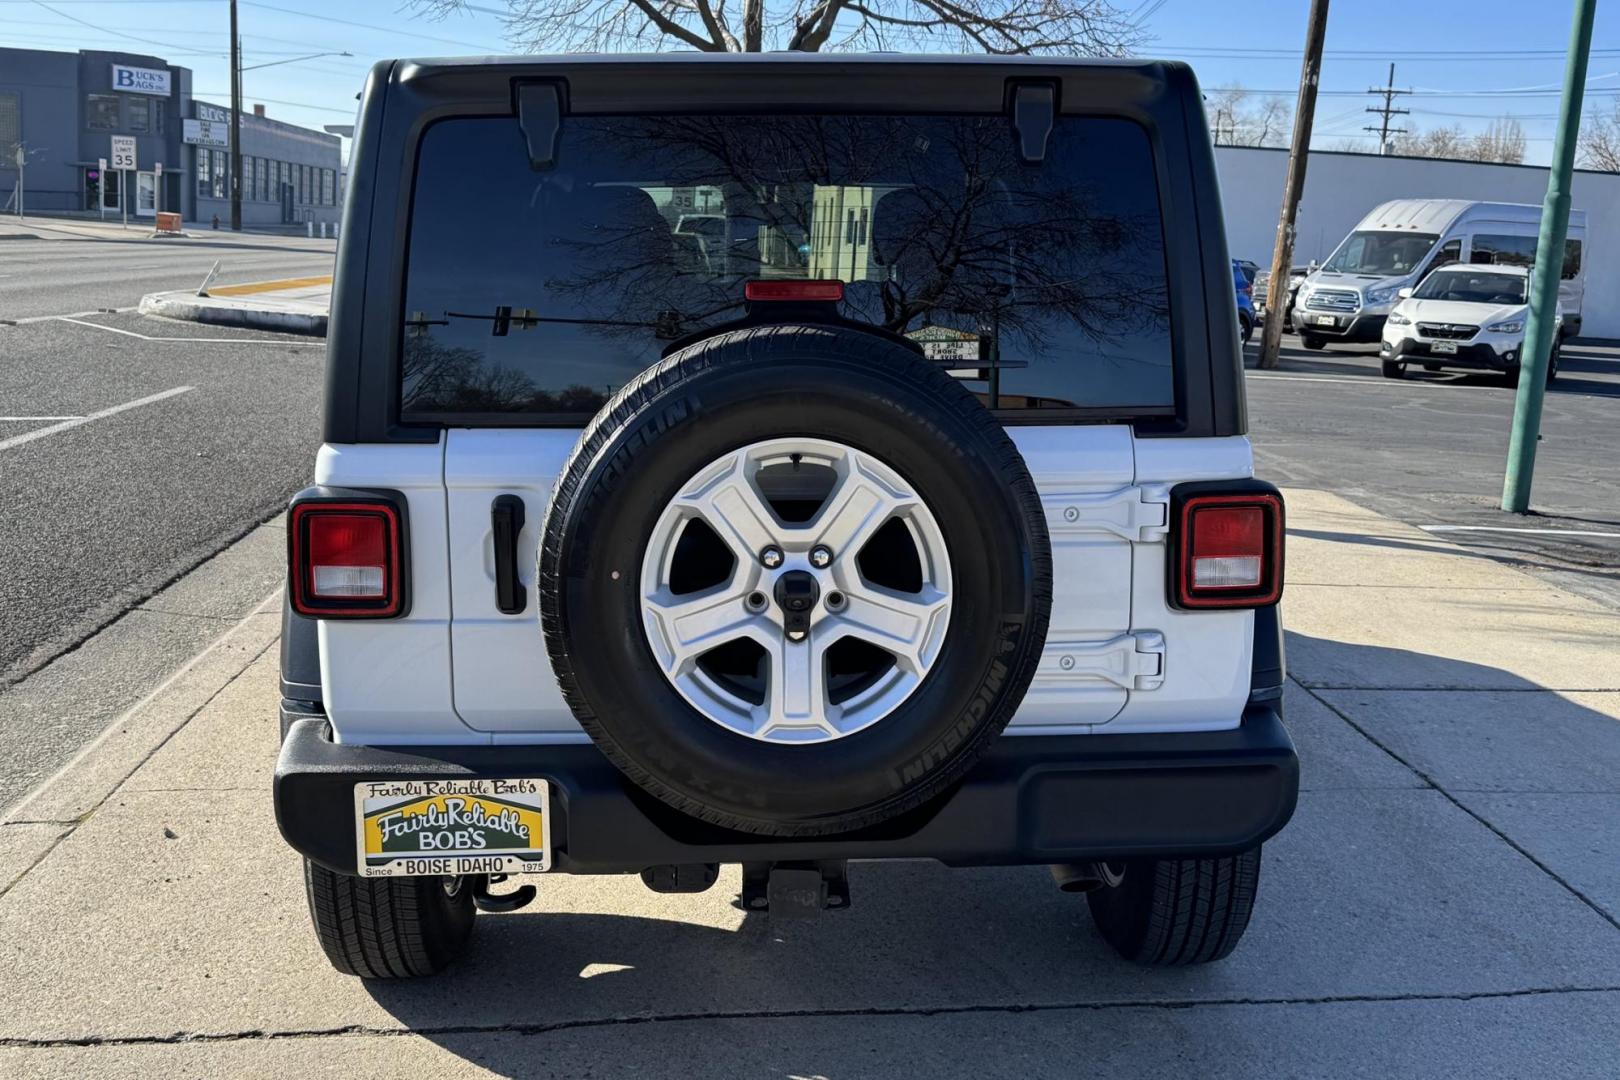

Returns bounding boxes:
[275,53,1298,978]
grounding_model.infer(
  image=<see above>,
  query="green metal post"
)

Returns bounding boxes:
[1501,0,1596,512]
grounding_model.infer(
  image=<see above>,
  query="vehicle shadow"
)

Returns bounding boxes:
[1289,525,1620,593]
[352,633,1620,1078]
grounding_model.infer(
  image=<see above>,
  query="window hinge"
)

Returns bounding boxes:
[1039,632,1165,691]
[1045,484,1169,543]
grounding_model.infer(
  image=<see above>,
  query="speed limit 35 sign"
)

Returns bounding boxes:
[110,136,137,171]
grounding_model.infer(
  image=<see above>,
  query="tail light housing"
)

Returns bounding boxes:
[1169,482,1284,610]
[288,490,409,618]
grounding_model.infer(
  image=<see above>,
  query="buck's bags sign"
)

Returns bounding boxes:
[111,64,170,96]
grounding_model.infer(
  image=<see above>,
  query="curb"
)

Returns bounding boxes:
[138,291,328,336]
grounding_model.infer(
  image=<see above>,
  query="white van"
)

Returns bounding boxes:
[1294,200,1586,350]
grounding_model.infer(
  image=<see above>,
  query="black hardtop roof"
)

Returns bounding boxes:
[391,51,1182,73]
[379,51,1195,119]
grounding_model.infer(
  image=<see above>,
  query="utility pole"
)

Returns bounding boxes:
[1257,0,1330,371]
[229,0,243,231]
[1364,63,1410,155]
[1501,0,1595,513]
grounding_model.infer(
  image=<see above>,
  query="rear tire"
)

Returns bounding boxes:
[1239,312,1254,344]
[1546,339,1562,384]
[1300,334,1325,351]
[303,860,475,978]
[1381,359,1405,379]
[1087,848,1262,966]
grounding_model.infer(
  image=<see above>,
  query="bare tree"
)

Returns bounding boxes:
[1320,136,1370,153]
[1389,123,1470,160]
[413,0,1143,54]
[1471,117,1526,165]
[1204,86,1292,148]
[1580,100,1620,171]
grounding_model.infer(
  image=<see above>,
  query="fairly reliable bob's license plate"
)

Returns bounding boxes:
[354,779,551,878]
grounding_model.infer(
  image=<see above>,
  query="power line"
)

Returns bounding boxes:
[26,0,212,53]
[1364,62,1410,154]
[238,1,505,52]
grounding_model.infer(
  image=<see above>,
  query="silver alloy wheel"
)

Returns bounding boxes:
[640,437,952,744]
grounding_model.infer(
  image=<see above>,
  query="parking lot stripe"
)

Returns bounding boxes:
[0,387,193,452]
[1421,524,1620,539]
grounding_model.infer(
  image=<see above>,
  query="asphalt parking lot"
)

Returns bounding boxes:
[1245,334,1620,609]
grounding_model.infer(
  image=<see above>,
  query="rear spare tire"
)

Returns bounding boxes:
[540,324,1051,836]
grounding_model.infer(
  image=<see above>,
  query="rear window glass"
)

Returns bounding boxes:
[400,113,1173,421]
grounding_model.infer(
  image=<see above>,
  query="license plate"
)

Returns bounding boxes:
[355,778,551,878]
[1313,315,1337,327]
[1431,341,1458,354]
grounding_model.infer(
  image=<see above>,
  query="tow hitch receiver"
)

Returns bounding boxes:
[471,874,538,913]
[741,860,851,917]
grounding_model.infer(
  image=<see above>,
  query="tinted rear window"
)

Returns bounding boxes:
[400,113,1173,421]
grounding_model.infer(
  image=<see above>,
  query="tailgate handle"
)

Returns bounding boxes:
[491,495,527,615]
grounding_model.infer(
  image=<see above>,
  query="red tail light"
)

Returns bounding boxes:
[289,499,406,618]
[1171,488,1284,610]
[745,279,845,302]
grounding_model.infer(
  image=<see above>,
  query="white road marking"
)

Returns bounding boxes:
[1247,373,1398,387]
[54,316,324,346]
[0,387,193,452]
[13,307,136,325]
[1421,524,1620,539]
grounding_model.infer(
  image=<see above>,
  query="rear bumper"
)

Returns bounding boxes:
[275,704,1300,876]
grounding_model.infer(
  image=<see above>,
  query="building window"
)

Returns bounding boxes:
[321,167,334,205]
[196,148,211,199]
[256,157,268,201]
[212,150,226,199]
[87,94,120,131]
[128,96,150,133]
[0,92,19,153]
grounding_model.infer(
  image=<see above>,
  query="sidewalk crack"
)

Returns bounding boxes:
[1295,677,1620,934]
[3,985,1616,1050]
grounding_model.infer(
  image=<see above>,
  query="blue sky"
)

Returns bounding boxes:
[2,0,1616,166]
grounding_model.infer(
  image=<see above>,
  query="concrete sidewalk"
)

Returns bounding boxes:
[139,275,331,336]
[2,489,1618,1078]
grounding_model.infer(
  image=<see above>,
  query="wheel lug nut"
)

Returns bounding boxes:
[745,591,768,612]
[809,545,833,568]
[759,545,784,569]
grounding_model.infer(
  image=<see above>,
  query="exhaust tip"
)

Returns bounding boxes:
[1049,863,1105,894]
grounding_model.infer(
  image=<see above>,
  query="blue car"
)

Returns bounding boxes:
[1233,260,1256,344]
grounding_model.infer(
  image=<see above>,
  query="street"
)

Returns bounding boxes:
[0,218,334,320]
[0,230,330,798]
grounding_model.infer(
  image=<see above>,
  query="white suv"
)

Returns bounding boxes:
[274,54,1298,979]
[1379,264,1562,384]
